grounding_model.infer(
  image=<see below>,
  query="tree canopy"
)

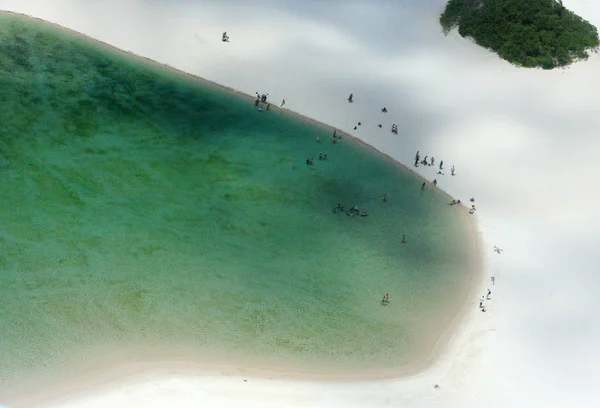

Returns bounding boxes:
[440,0,600,69]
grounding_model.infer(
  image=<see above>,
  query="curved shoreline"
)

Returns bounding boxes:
[0,9,485,404]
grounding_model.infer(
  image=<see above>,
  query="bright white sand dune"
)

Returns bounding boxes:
[1,0,600,406]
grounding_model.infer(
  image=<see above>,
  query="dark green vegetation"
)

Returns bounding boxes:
[440,0,600,69]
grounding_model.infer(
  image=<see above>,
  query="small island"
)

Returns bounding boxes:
[440,0,600,69]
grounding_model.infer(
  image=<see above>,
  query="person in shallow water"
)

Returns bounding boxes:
[401,234,406,244]
[383,193,387,202]
[421,182,426,190]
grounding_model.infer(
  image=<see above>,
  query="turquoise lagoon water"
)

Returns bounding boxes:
[0,14,478,388]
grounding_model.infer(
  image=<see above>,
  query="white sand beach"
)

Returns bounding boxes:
[1,0,600,407]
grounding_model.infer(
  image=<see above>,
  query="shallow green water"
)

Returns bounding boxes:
[0,14,475,386]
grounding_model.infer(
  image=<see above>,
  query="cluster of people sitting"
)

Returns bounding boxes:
[469,197,476,214]
[255,93,268,103]
[254,93,270,109]
[305,158,314,165]
[222,32,230,42]
[449,198,476,213]
[331,204,368,217]
[348,205,368,217]
[381,293,390,305]
[391,124,398,134]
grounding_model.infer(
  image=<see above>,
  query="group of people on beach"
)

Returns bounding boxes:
[479,288,492,311]
[415,151,438,169]
[334,94,489,311]
[218,43,488,315]
[253,92,273,112]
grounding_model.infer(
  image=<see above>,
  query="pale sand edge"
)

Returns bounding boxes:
[0,9,485,405]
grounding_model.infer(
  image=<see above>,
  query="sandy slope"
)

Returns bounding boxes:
[1,0,600,406]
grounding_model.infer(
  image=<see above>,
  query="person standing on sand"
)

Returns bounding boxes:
[451,166,455,176]
[439,160,444,170]
[479,296,485,308]
[433,179,437,186]
[431,157,435,166]
[491,276,495,285]
[281,99,286,107]
[487,289,492,299]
